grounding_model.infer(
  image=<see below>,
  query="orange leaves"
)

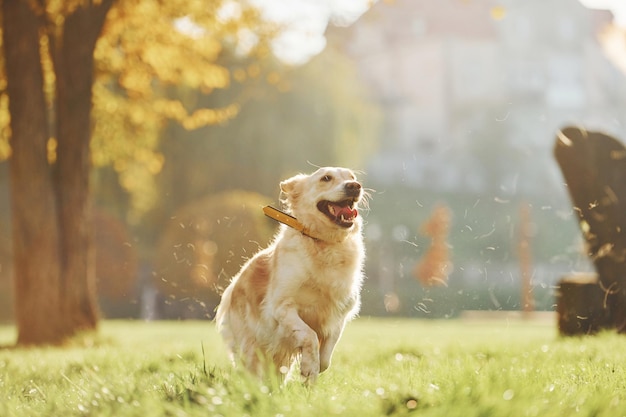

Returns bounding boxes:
[181,105,240,130]
[42,0,86,19]
[88,0,274,219]
[0,94,9,160]
[151,99,240,130]
[118,69,152,99]
[96,4,228,98]
[47,138,57,164]
[414,204,453,287]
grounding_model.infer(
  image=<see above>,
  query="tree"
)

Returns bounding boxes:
[1,0,272,345]
[3,0,114,345]
[89,0,264,222]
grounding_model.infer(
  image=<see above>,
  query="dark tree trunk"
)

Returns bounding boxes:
[3,0,114,345]
[52,1,113,333]
[554,126,626,333]
[3,0,64,344]
[556,274,612,336]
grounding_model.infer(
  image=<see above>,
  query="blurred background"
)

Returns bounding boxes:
[2,0,626,321]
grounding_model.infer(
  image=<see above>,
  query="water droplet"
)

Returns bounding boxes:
[503,389,514,400]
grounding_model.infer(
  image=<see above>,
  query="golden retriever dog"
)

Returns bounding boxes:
[215,167,366,383]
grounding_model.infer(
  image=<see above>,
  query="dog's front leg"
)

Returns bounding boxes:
[275,304,320,383]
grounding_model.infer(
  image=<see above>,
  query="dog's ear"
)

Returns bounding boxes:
[279,178,294,194]
[279,174,303,195]
[279,174,305,208]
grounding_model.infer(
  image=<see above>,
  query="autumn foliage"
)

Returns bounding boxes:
[0,0,280,345]
[414,204,453,287]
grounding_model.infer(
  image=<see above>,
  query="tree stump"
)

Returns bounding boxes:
[554,126,626,334]
[556,274,612,335]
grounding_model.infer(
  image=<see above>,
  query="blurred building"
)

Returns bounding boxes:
[324,0,626,314]
[328,0,623,195]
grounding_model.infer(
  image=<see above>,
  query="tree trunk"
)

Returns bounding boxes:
[52,2,113,333]
[3,0,114,345]
[556,274,612,336]
[3,0,64,344]
[554,127,626,333]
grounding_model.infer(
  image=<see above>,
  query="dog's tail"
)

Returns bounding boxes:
[215,283,235,360]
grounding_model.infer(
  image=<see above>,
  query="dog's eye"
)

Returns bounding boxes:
[321,175,332,182]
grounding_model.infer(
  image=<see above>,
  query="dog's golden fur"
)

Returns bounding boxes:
[215,167,366,383]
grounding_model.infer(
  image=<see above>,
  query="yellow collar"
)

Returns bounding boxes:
[263,206,320,240]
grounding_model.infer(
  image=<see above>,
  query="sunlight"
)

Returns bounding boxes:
[579,0,626,26]
[250,0,376,64]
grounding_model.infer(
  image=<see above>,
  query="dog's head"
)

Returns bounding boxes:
[280,167,364,240]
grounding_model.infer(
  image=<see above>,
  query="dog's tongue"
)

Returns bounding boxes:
[331,203,358,219]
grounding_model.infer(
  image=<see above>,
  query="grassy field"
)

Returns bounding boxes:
[1,318,626,416]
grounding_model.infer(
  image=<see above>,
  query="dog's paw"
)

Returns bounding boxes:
[300,359,320,384]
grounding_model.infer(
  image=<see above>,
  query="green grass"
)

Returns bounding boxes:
[1,318,626,416]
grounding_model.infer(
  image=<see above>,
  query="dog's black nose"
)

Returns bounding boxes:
[345,181,362,197]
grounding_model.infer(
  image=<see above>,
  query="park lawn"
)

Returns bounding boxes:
[1,318,626,417]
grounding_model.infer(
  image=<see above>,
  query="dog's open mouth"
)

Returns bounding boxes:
[317,199,358,228]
